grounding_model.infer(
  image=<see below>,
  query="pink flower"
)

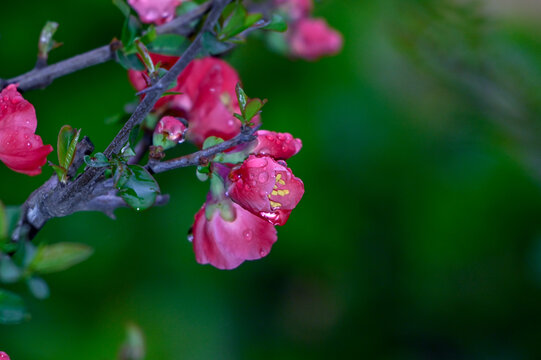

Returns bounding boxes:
[0,84,53,176]
[228,155,304,226]
[179,58,248,147]
[251,130,302,160]
[0,352,9,360]
[128,56,255,148]
[192,200,277,270]
[153,116,186,149]
[128,0,182,25]
[289,18,343,60]
[275,0,313,20]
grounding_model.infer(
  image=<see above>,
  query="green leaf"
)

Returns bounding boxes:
[245,13,263,29]
[122,15,140,53]
[116,51,145,71]
[57,125,81,170]
[0,289,28,324]
[116,165,160,211]
[245,98,266,121]
[214,151,248,165]
[202,136,225,150]
[113,0,131,18]
[148,34,189,56]
[219,2,247,40]
[140,26,157,45]
[0,255,21,283]
[27,276,50,300]
[84,153,110,168]
[29,243,94,274]
[201,32,232,55]
[1,205,21,251]
[263,14,288,32]
[235,83,247,115]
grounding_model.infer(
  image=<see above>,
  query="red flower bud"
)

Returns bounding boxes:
[289,18,343,61]
[0,351,10,360]
[0,84,53,175]
[192,200,277,270]
[128,0,182,25]
[228,155,304,226]
[275,0,313,21]
[153,116,186,150]
[252,130,302,160]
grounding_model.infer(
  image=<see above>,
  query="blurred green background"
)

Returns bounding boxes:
[2,0,541,358]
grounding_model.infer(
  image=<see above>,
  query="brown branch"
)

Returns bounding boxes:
[148,126,258,174]
[0,2,211,92]
[11,0,233,243]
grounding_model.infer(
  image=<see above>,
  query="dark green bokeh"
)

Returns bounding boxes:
[2,0,541,359]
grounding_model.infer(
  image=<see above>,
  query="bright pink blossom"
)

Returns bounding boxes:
[0,84,53,176]
[252,130,302,160]
[275,0,313,20]
[0,352,9,360]
[192,200,277,270]
[128,0,182,25]
[153,116,186,150]
[228,155,304,226]
[289,18,343,60]
[155,116,186,142]
[128,56,254,148]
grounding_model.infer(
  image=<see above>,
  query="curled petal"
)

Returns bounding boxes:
[252,130,302,160]
[192,201,277,270]
[0,85,53,176]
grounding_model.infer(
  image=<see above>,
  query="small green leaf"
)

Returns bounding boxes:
[235,83,247,115]
[27,276,50,300]
[122,15,141,53]
[0,289,28,324]
[84,153,110,168]
[113,0,131,18]
[245,98,266,121]
[0,255,22,283]
[244,13,263,29]
[57,125,77,169]
[263,14,288,32]
[201,32,232,55]
[219,2,247,40]
[38,21,60,57]
[29,243,94,274]
[116,165,160,211]
[214,151,248,165]
[116,51,145,71]
[148,34,189,56]
[140,26,157,45]
[135,39,155,74]
[202,136,225,150]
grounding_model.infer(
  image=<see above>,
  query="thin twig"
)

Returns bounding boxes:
[148,126,258,174]
[0,2,211,92]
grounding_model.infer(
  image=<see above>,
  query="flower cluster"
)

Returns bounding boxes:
[276,0,343,60]
[0,84,53,176]
[129,56,259,148]
[191,130,304,270]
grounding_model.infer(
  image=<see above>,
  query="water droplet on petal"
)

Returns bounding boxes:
[10,96,22,105]
[243,229,253,241]
[26,142,32,149]
[266,135,274,141]
[187,234,194,242]
[227,119,235,127]
[258,172,269,183]
[259,248,267,257]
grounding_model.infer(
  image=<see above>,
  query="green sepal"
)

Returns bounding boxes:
[115,164,160,211]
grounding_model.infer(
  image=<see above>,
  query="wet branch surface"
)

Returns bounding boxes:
[10,0,241,243]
